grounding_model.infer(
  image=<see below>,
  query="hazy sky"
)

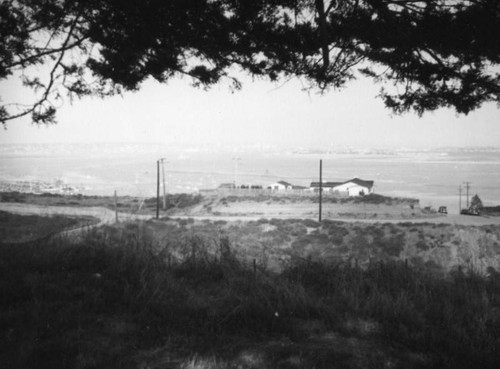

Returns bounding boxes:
[1,72,500,149]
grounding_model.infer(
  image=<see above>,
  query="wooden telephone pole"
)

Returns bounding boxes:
[156,159,160,219]
[160,158,167,209]
[459,185,462,214]
[464,181,471,208]
[232,157,241,187]
[114,190,118,222]
[319,159,323,223]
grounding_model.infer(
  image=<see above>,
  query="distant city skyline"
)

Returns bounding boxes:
[1,73,500,149]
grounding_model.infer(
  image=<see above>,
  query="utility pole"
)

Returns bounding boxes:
[156,159,160,219]
[232,157,241,188]
[459,185,462,214]
[114,190,119,223]
[319,159,323,223]
[464,181,471,209]
[160,158,167,209]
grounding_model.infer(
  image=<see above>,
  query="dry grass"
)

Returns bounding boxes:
[1,218,500,368]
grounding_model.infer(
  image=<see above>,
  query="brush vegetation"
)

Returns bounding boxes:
[213,193,418,205]
[1,219,500,369]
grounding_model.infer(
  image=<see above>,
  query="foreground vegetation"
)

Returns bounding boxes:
[1,221,500,369]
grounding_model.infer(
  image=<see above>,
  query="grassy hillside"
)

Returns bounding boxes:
[100,217,500,273]
[1,220,500,368]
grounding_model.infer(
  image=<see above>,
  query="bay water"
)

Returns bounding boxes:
[1,143,499,214]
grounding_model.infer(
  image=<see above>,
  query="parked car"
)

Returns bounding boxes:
[461,208,480,216]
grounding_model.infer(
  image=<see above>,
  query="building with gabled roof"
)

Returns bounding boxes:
[334,178,374,196]
[270,180,293,191]
[309,178,374,196]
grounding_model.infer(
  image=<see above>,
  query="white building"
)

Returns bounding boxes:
[270,180,293,191]
[334,178,374,196]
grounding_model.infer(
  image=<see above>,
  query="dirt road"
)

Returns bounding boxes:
[2,202,500,227]
[0,202,149,224]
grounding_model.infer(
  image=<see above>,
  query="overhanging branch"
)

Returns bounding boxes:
[1,12,83,124]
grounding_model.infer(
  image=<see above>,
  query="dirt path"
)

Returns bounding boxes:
[2,202,500,227]
[0,202,152,222]
[0,202,152,240]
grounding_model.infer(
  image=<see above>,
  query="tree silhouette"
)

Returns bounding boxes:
[470,194,483,210]
[1,0,499,125]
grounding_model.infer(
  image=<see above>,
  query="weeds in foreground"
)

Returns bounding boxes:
[1,227,500,369]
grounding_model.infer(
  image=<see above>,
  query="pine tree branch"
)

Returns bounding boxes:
[1,12,83,124]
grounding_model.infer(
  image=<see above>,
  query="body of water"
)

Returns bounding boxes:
[1,143,499,214]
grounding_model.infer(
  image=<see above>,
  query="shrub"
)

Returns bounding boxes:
[382,233,405,257]
[322,222,349,244]
[302,219,320,228]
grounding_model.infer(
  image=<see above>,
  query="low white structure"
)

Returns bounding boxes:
[334,178,374,196]
[309,181,341,192]
[270,180,293,191]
